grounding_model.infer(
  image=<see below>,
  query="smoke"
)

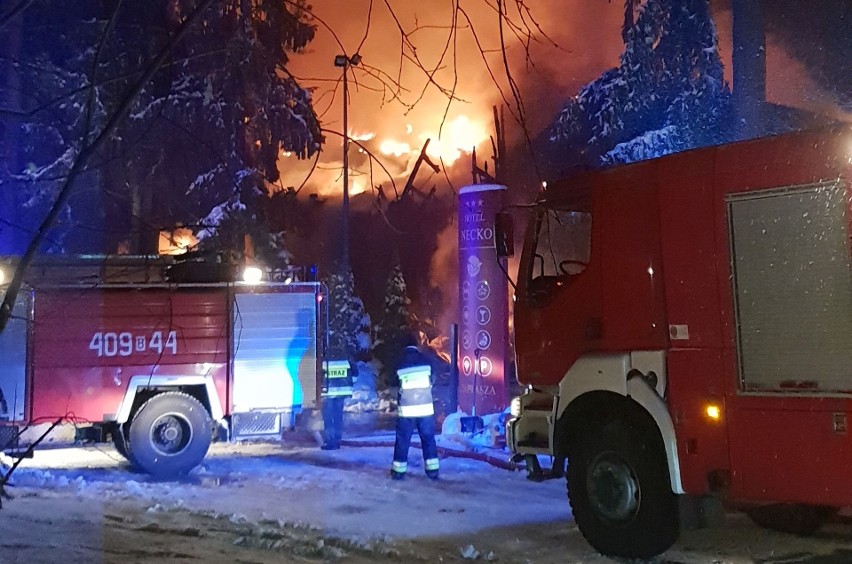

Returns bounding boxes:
[280,1,625,197]
[428,221,460,333]
[711,1,851,121]
[271,1,627,335]
[281,1,850,200]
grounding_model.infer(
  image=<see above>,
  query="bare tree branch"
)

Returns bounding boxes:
[0,0,33,30]
[0,0,220,333]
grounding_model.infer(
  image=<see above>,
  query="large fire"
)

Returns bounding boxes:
[427,116,489,164]
[377,115,489,165]
[378,139,412,157]
[278,114,490,199]
[276,0,628,199]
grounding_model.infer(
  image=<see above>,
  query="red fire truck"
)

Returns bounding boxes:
[0,256,325,477]
[505,126,852,558]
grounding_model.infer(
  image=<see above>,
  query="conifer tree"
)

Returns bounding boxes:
[1,0,321,257]
[325,264,371,360]
[372,263,414,388]
[550,0,732,166]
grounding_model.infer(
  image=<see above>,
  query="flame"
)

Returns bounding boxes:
[379,139,412,157]
[349,178,366,196]
[323,114,491,201]
[158,228,198,255]
[424,116,489,164]
[376,115,489,165]
[350,131,376,141]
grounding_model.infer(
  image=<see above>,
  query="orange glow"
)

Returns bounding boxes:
[424,115,489,164]
[379,139,412,157]
[375,115,489,164]
[350,131,376,141]
[705,404,722,421]
[158,228,198,255]
[349,179,366,196]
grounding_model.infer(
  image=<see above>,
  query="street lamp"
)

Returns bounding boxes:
[334,53,361,272]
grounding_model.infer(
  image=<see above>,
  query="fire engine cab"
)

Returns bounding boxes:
[505,126,852,558]
[0,255,325,477]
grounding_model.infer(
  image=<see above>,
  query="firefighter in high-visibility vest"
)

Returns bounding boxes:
[390,332,439,480]
[321,358,355,450]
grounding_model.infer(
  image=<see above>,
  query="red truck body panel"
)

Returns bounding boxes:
[514,126,852,506]
[0,273,324,439]
[31,288,229,424]
[708,130,852,505]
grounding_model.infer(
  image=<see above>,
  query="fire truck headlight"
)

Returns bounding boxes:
[0,267,5,285]
[510,396,522,417]
[242,265,263,284]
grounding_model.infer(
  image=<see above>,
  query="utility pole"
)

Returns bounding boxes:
[732,0,766,140]
[334,53,361,272]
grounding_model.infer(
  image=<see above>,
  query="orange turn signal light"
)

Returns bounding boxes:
[705,404,721,421]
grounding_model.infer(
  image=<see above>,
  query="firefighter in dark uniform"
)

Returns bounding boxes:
[321,358,355,450]
[390,332,440,480]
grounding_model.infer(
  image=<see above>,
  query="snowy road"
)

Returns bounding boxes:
[3,440,852,563]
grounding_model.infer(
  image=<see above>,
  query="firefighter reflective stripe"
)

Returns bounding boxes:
[392,460,407,473]
[398,366,430,389]
[425,458,440,471]
[397,364,434,418]
[322,360,353,397]
[326,360,350,376]
[399,402,434,417]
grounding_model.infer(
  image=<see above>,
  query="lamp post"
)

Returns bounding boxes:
[334,53,361,272]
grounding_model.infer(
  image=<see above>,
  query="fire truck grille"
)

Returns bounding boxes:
[232,412,282,438]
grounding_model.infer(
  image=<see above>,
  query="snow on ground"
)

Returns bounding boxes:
[0,436,578,562]
[3,438,567,540]
[7,373,852,563]
[5,435,852,563]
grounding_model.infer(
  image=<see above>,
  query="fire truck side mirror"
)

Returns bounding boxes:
[495,212,514,258]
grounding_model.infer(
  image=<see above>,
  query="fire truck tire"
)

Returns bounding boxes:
[127,392,212,478]
[112,425,139,468]
[567,417,678,559]
[745,504,835,536]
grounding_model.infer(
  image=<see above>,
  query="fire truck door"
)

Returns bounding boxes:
[726,181,852,504]
[231,291,319,413]
[0,294,27,422]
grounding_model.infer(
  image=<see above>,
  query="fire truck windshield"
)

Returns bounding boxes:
[530,208,592,281]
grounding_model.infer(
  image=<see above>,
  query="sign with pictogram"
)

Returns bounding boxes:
[457,184,509,415]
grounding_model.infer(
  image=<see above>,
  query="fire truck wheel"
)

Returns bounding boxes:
[127,392,212,478]
[567,417,678,559]
[111,425,139,468]
[745,504,835,536]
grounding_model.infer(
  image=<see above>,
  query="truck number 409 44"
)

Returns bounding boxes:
[89,330,178,357]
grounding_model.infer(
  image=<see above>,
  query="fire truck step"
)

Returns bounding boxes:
[517,438,549,449]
